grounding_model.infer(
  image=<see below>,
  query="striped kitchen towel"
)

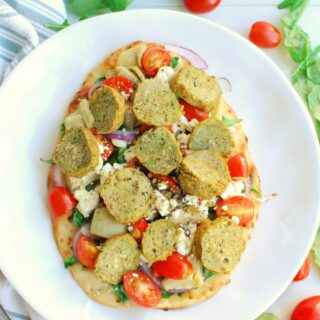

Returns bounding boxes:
[0,0,66,83]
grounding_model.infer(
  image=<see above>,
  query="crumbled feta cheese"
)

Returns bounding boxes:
[100,163,114,185]
[66,171,99,193]
[221,205,228,211]
[171,207,207,224]
[158,182,168,190]
[176,224,196,255]
[179,115,198,132]
[183,194,200,207]
[156,66,175,82]
[169,198,179,210]
[172,121,186,134]
[221,181,246,199]
[152,190,170,216]
[231,216,240,224]
[74,187,100,217]
[229,126,236,133]
[120,91,130,101]
[188,118,199,128]
[177,133,190,149]
[113,163,126,170]
[111,139,128,148]
[124,146,136,163]
[127,225,134,232]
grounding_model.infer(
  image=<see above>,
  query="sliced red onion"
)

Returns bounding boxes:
[140,261,162,287]
[107,130,138,141]
[218,77,232,92]
[88,81,103,99]
[72,227,82,259]
[166,288,188,294]
[51,164,65,188]
[165,44,208,70]
[246,177,252,195]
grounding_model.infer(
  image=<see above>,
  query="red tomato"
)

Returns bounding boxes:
[152,252,193,280]
[183,0,221,13]
[293,256,311,282]
[291,296,320,320]
[249,21,282,48]
[180,99,209,122]
[48,186,77,219]
[123,270,161,308]
[127,156,139,168]
[132,218,148,233]
[141,47,171,77]
[76,235,99,269]
[150,173,178,192]
[94,134,114,161]
[227,153,250,180]
[103,76,133,97]
[139,124,173,135]
[216,196,255,226]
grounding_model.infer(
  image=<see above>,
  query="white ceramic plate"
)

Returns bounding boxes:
[0,9,319,320]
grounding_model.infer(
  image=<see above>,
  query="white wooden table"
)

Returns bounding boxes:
[120,1,320,319]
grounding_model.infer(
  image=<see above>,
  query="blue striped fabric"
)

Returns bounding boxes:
[0,0,66,82]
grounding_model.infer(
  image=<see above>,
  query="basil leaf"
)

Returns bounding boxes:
[161,290,174,298]
[60,123,66,136]
[255,313,279,320]
[72,208,92,227]
[170,57,179,68]
[311,228,320,269]
[40,158,54,164]
[45,19,70,31]
[111,283,130,304]
[221,116,243,127]
[64,256,78,268]
[85,179,100,191]
[104,0,133,12]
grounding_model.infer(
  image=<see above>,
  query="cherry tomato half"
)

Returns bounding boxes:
[103,76,133,97]
[216,196,255,226]
[92,132,115,162]
[291,296,320,320]
[249,21,282,49]
[183,0,221,14]
[132,218,148,233]
[76,235,99,269]
[123,270,161,308]
[293,256,311,282]
[180,99,209,122]
[150,173,178,192]
[152,252,193,280]
[227,153,250,180]
[141,47,171,77]
[48,186,77,219]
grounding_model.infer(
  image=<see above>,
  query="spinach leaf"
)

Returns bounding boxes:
[170,56,179,68]
[111,283,130,304]
[221,116,243,127]
[45,19,70,31]
[311,228,320,269]
[255,313,279,320]
[64,256,78,268]
[85,179,100,191]
[161,290,174,298]
[72,208,91,228]
[40,158,54,164]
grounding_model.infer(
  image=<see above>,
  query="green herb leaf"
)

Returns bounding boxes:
[278,0,305,11]
[161,290,174,298]
[72,208,92,228]
[107,145,129,165]
[68,0,104,16]
[250,185,262,196]
[85,179,100,191]
[221,116,243,127]
[45,19,70,31]
[104,0,133,12]
[111,283,130,304]
[64,255,78,268]
[178,292,184,297]
[96,76,106,83]
[117,145,128,163]
[255,313,279,320]
[40,158,54,164]
[311,227,320,269]
[60,123,66,136]
[170,56,179,68]
[203,267,215,279]
[307,62,320,84]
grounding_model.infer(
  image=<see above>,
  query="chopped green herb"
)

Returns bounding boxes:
[255,313,279,320]
[60,123,66,136]
[170,56,179,68]
[208,207,217,221]
[119,124,131,131]
[96,76,106,83]
[251,185,262,196]
[45,19,70,31]
[203,268,215,280]
[178,292,184,297]
[108,145,129,165]
[311,227,320,270]
[221,116,243,127]
[64,255,78,268]
[111,283,130,304]
[72,208,92,227]
[40,158,54,164]
[85,179,100,191]
[161,290,174,298]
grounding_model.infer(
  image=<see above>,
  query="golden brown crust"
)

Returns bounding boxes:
[50,41,261,310]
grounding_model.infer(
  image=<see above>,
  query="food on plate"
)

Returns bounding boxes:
[177,150,231,199]
[133,78,182,126]
[53,127,100,177]
[135,127,182,175]
[189,118,234,157]
[171,64,222,113]
[47,41,261,309]
[100,167,153,224]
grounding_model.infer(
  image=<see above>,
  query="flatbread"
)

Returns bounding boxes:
[50,41,261,309]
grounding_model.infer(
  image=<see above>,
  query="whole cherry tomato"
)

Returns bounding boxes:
[183,0,221,14]
[291,296,320,320]
[249,21,282,48]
